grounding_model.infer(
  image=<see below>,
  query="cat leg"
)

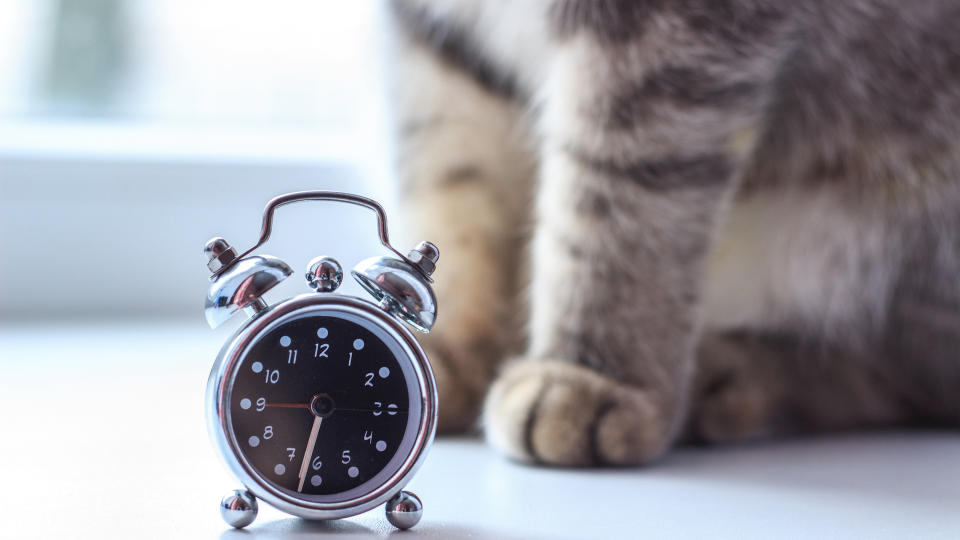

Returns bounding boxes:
[690,332,911,444]
[484,2,792,465]
[389,7,536,432]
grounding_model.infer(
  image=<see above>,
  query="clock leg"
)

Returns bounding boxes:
[220,489,258,528]
[385,491,423,530]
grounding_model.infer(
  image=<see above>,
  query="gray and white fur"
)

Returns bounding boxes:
[387,0,960,466]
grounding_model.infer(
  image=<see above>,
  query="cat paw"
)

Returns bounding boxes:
[694,380,769,444]
[483,361,671,466]
[424,340,488,434]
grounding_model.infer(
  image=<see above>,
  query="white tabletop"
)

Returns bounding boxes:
[2,322,958,540]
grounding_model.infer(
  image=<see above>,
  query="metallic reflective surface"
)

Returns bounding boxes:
[352,256,437,333]
[306,256,343,293]
[204,255,292,328]
[204,237,238,274]
[385,491,423,530]
[210,191,431,283]
[406,241,439,277]
[206,294,438,521]
[220,489,258,528]
[204,191,438,526]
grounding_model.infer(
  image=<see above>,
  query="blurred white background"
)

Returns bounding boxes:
[0,0,398,322]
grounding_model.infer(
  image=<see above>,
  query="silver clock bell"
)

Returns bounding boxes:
[201,191,439,531]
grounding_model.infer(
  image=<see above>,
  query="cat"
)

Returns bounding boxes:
[387,0,960,466]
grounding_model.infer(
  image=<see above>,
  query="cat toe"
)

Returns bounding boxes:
[483,361,670,466]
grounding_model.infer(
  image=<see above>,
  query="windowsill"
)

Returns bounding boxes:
[0,119,393,321]
[0,119,369,164]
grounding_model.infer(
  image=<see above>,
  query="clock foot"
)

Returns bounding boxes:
[385,491,422,530]
[220,489,258,528]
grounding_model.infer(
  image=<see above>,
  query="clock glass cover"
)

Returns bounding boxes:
[227,309,420,500]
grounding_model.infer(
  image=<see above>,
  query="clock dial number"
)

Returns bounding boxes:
[372,402,398,416]
[231,314,412,496]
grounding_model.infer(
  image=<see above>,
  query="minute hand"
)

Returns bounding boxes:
[297,416,323,492]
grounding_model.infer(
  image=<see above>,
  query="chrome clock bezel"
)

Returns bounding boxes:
[206,293,438,520]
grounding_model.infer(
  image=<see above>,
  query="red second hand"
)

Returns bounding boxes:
[265,403,310,408]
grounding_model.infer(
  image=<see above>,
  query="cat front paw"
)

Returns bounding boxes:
[694,377,770,444]
[483,361,672,466]
[424,340,489,434]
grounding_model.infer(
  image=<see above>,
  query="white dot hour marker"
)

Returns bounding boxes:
[240,398,252,410]
[348,466,359,478]
[310,474,322,487]
[375,440,387,452]
[353,339,365,350]
[274,464,286,475]
[378,367,390,378]
[280,335,292,347]
[248,436,260,447]
[317,327,328,339]
[251,361,263,373]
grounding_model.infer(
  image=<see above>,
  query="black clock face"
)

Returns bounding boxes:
[228,310,417,499]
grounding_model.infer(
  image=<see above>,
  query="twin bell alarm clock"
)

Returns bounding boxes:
[202,191,439,530]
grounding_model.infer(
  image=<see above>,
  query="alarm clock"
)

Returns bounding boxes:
[202,191,439,530]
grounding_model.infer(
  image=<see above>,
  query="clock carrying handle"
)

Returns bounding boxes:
[212,190,415,278]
